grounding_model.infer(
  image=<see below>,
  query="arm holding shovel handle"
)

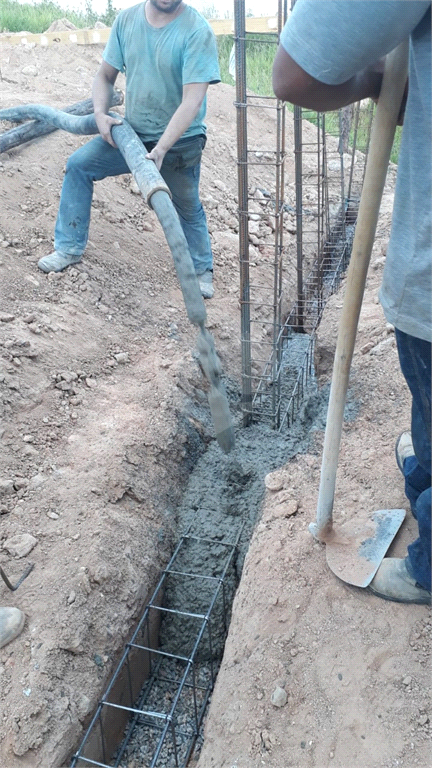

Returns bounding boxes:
[303,41,410,587]
[272,32,410,586]
[311,40,409,544]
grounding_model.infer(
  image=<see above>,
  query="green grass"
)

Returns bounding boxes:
[304,105,402,164]
[390,125,402,164]
[217,34,276,96]
[216,34,401,163]
[0,0,117,34]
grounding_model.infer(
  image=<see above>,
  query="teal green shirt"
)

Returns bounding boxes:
[103,2,221,142]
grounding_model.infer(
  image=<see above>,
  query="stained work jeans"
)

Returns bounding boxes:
[395,328,431,591]
[54,133,213,275]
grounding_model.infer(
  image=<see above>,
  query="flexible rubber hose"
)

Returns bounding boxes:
[0,104,206,327]
[0,104,100,135]
[0,91,123,153]
[0,103,233,450]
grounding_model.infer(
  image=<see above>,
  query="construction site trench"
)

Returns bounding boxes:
[69,376,335,767]
[0,33,431,768]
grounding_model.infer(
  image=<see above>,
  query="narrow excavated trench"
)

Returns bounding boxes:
[69,361,358,767]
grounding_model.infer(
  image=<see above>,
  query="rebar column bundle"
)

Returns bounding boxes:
[234,0,252,426]
[234,0,374,429]
[234,0,288,429]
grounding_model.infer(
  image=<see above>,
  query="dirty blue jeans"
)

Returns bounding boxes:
[54,133,213,275]
[395,328,431,592]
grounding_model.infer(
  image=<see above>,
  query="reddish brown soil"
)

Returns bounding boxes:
[0,34,430,768]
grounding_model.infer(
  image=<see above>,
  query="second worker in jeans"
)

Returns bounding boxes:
[38,1,220,300]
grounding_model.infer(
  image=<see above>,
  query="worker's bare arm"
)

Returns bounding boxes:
[146,82,209,170]
[272,45,383,111]
[92,61,122,147]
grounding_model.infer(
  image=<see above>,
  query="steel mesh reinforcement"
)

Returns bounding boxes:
[70,529,241,767]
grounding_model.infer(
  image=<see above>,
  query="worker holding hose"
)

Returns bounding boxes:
[38,0,220,299]
[273,0,431,604]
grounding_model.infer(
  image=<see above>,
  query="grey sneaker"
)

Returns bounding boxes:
[395,431,414,473]
[198,270,214,299]
[0,607,25,649]
[38,250,82,273]
[369,558,431,604]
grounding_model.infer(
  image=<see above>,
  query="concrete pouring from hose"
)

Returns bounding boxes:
[0,104,235,454]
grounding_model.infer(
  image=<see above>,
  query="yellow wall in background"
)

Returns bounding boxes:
[0,16,278,48]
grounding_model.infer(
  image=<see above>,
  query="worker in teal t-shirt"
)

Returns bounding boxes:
[273,0,431,605]
[37,1,221,300]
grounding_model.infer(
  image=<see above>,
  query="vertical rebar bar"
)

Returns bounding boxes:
[347,102,360,203]
[338,109,346,240]
[362,100,375,182]
[294,105,304,330]
[234,0,252,426]
[272,0,287,427]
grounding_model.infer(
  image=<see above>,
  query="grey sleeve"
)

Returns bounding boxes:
[280,0,431,84]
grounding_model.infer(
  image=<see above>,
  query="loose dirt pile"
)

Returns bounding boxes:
[0,36,430,768]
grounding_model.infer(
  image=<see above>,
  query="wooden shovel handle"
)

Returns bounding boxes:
[313,40,409,539]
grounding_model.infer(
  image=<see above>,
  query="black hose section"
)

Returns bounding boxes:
[111,121,206,326]
[0,104,103,135]
[111,120,172,205]
[0,92,124,154]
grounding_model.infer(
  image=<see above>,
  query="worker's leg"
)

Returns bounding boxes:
[159,135,213,276]
[369,329,431,603]
[54,136,130,257]
[395,329,431,591]
[398,408,431,522]
[406,487,432,591]
[401,452,431,519]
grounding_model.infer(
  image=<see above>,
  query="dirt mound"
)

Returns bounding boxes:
[45,19,78,33]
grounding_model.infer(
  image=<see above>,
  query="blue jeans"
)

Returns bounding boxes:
[54,133,213,275]
[395,328,431,591]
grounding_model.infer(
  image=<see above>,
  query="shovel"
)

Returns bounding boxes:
[309,40,409,587]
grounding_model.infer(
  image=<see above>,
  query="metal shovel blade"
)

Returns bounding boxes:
[324,508,406,588]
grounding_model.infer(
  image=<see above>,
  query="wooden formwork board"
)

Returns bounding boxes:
[0,16,278,48]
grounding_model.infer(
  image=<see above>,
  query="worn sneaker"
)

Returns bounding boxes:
[198,270,214,299]
[37,251,82,273]
[369,558,431,604]
[0,607,25,649]
[395,431,414,473]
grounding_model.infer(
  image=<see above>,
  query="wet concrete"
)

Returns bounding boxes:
[105,359,359,766]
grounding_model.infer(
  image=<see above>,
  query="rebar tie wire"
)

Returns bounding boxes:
[0,563,34,591]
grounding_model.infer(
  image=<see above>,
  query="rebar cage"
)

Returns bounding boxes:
[70,531,240,768]
[234,0,374,430]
